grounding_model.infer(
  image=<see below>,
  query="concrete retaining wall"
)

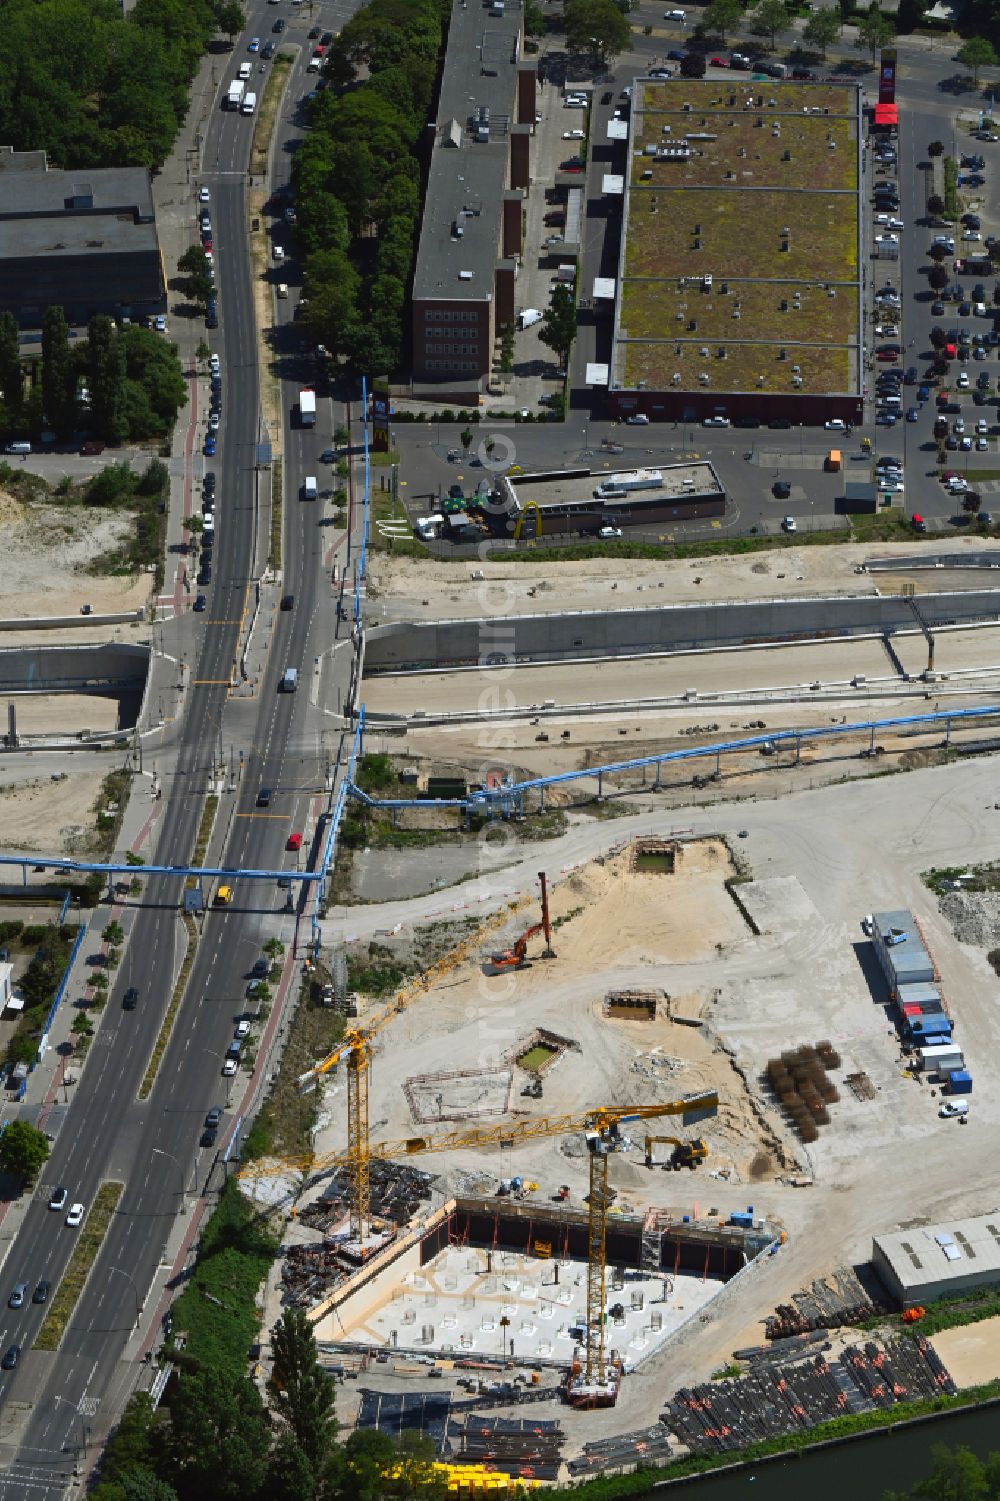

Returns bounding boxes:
[0,611,144,632]
[0,642,151,695]
[364,591,1000,674]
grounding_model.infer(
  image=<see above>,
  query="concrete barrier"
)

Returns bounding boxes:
[0,642,150,696]
[0,610,145,632]
[364,591,1000,675]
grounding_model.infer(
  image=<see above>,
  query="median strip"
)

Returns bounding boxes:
[34,1182,123,1351]
[138,912,198,1101]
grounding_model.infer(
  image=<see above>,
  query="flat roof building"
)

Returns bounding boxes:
[874,1213,1000,1307]
[410,0,537,401]
[607,79,864,425]
[0,149,163,326]
[496,460,726,538]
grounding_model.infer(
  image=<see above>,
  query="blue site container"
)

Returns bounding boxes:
[730,1212,754,1228]
[947,1070,972,1095]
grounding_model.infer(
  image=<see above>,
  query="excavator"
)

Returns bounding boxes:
[489,871,556,972]
[644,1134,708,1170]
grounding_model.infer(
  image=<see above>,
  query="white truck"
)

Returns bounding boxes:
[241,91,257,115]
[227,79,245,110]
[298,388,316,426]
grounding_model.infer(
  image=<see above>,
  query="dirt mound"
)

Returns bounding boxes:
[939,889,1000,949]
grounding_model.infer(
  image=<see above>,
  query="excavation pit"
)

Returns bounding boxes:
[510,1028,579,1077]
[604,989,660,1022]
[404,1068,514,1125]
[632,839,679,874]
[311,1197,772,1371]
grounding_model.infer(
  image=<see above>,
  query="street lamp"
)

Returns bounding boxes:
[203,1048,235,1106]
[152,1147,188,1215]
[108,1264,143,1328]
[53,1394,89,1473]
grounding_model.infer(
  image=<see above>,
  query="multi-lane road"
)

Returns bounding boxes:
[0,10,360,1493]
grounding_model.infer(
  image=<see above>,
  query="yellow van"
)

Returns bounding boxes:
[215,884,233,905]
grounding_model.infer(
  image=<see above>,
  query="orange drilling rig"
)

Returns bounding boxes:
[489,872,556,973]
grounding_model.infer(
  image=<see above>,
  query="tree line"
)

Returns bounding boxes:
[292,0,448,377]
[0,309,186,443]
[0,0,232,170]
[91,1298,448,1501]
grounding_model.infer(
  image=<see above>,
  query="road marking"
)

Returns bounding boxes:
[191,679,232,686]
[234,811,287,819]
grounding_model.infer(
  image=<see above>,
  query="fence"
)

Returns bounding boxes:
[38,920,87,1061]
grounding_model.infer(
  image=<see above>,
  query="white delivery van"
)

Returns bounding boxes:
[281,668,298,692]
[242,91,257,115]
[303,475,317,500]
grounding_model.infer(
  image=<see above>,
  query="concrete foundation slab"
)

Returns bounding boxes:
[338,1244,726,1369]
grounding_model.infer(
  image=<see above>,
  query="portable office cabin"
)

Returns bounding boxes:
[872,910,934,997]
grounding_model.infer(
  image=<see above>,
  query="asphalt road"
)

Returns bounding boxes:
[0,12,357,1492]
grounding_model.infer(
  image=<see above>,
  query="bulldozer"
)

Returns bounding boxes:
[489,872,556,973]
[644,1135,708,1170]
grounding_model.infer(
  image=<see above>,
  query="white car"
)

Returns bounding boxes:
[209,354,220,373]
[223,1057,238,1076]
[235,1020,251,1038]
[199,186,210,202]
[887,217,904,230]
[273,244,284,262]
[963,229,982,241]
[882,480,905,494]
[564,95,587,108]
[782,515,797,532]
[975,302,988,316]
[563,129,585,139]
[66,1203,84,1228]
[598,525,623,538]
[154,315,166,332]
[954,417,966,434]
[665,7,686,18]
[977,419,989,434]
[978,437,989,449]
[703,415,730,427]
[961,435,973,450]
[958,371,970,388]
[861,913,874,935]
[625,413,649,424]
[948,477,969,493]
[824,418,847,431]
[874,324,899,338]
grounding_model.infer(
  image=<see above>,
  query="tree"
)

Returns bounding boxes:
[42,307,75,437]
[680,48,708,75]
[855,5,894,59]
[885,1442,992,1500]
[927,193,945,216]
[749,0,789,48]
[928,139,944,156]
[539,284,577,366]
[0,1121,50,1182]
[270,1308,338,1472]
[702,0,744,39]
[929,325,948,349]
[562,0,631,63]
[523,0,545,34]
[802,7,841,55]
[0,312,22,412]
[957,37,997,86]
[178,245,213,307]
[928,263,949,290]
[20,927,70,1007]
[216,0,245,43]
[87,315,128,445]
[164,1369,271,1501]
[460,426,473,453]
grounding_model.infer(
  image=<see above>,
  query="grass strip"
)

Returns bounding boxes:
[138,913,198,1100]
[250,55,290,180]
[186,794,218,885]
[271,457,282,569]
[34,1182,123,1351]
[943,155,960,218]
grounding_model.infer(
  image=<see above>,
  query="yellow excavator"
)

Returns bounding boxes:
[644,1135,708,1170]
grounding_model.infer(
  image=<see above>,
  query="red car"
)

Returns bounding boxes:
[312,45,326,56]
[287,832,303,851]
[710,56,728,66]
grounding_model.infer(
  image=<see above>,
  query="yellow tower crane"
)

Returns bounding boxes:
[292,889,536,1245]
[247,1090,719,1401]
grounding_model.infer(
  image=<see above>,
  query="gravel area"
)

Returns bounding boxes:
[938,889,1000,949]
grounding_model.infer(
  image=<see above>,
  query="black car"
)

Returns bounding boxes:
[904,366,918,385]
[768,418,792,429]
[321,30,333,43]
[791,67,816,79]
[122,986,138,1011]
[197,565,212,585]
[205,306,218,330]
[932,300,946,316]
[33,1281,50,1305]
[256,787,273,808]
[206,1106,223,1129]
[203,470,216,492]
[261,40,274,57]
[194,594,207,612]
[602,90,613,103]
[308,23,321,36]
[272,15,285,28]
[959,301,972,317]
[280,593,294,611]
[200,1126,218,1148]
[1,1345,19,1370]
[773,480,791,498]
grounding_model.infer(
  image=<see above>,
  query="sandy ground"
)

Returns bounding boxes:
[6,694,122,736]
[0,769,106,853]
[932,1318,1000,1388]
[367,540,1000,621]
[0,492,151,620]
